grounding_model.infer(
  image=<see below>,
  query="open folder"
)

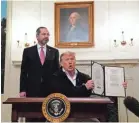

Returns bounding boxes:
[91,61,125,97]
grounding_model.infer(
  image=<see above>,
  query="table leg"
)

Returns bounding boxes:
[12,105,18,122]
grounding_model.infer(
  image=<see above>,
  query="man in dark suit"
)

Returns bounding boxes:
[50,51,94,97]
[19,27,59,98]
[50,51,99,122]
[50,51,127,122]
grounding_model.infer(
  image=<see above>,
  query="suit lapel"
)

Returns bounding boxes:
[76,72,82,86]
[34,45,53,66]
[43,45,51,65]
[34,45,42,66]
[35,44,52,66]
[60,69,75,87]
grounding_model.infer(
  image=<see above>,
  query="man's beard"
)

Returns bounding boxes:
[42,39,49,45]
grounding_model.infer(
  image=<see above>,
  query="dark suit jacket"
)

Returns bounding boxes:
[20,45,59,97]
[50,68,92,97]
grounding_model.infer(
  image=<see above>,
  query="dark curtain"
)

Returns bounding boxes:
[1,18,6,94]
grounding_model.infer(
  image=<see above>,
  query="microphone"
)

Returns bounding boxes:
[124,96,139,117]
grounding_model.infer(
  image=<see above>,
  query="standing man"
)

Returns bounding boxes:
[20,27,59,97]
[50,51,94,97]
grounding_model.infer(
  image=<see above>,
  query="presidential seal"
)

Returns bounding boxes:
[42,93,70,122]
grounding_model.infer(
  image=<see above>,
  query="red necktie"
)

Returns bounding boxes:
[40,47,45,65]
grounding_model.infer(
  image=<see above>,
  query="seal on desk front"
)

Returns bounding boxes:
[42,93,70,122]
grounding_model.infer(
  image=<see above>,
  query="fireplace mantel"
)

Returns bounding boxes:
[12,59,139,66]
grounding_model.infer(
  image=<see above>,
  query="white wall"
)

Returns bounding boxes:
[11,0,139,63]
[1,1,139,122]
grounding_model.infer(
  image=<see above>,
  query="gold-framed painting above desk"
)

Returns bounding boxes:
[55,1,94,48]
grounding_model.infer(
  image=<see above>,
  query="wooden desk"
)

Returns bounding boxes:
[3,97,113,122]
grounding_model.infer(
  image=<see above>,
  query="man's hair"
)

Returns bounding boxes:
[60,51,76,62]
[36,27,47,35]
[69,12,81,21]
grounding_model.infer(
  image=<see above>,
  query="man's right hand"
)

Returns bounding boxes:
[85,80,94,90]
[20,92,26,97]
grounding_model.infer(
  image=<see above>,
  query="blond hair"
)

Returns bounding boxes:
[60,51,76,62]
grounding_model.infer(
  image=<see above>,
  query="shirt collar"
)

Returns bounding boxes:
[37,43,47,49]
[62,68,78,77]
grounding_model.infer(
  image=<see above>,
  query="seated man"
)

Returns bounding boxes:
[51,51,94,97]
[50,51,98,122]
[50,51,127,121]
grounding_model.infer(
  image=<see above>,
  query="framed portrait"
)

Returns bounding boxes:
[55,1,94,48]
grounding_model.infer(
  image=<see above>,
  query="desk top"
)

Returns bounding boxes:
[3,97,113,104]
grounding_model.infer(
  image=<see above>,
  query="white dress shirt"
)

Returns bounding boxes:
[62,68,78,86]
[37,43,47,57]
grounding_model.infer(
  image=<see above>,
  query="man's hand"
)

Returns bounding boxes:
[122,81,127,89]
[20,92,26,97]
[85,80,94,90]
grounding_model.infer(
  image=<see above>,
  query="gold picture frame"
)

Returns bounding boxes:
[55,1,94,48]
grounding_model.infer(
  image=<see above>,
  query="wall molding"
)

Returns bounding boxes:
[12,59,139,66]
